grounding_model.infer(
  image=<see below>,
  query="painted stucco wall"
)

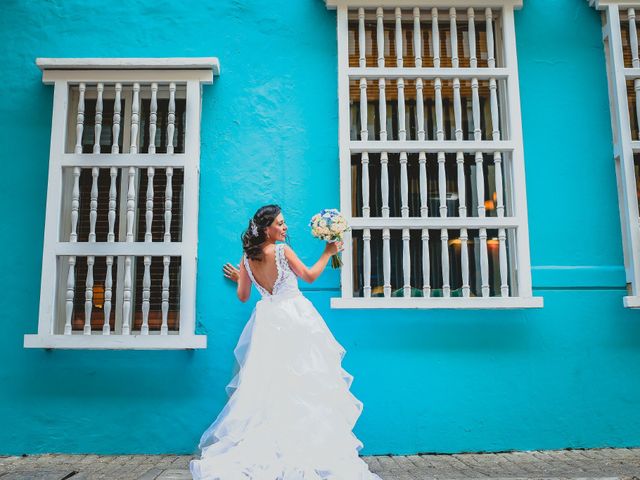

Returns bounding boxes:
[1,0,640,455]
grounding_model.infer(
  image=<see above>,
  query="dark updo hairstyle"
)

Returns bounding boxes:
[242,204,282,261]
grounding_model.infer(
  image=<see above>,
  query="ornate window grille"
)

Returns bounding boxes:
[325,1,542,308]
[25,58,219,348]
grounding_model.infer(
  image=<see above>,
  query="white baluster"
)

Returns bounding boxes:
[635,80,640,140]
[441,229,450,297]
[130,83,140,154]
[362,152,370,216]
[126,167,136,242]
[64,167,81,335]
[359,8,366,68]
[84,167,99,335]
[381,152,389,217]
[149,83,158,154]
[485,8,495,68]
[630,9,639,68]
[400,152,409,217]
[64,167,80,335]
[435,78,444,140]
[122,256,132,335]
[450,8,459,68]
[479,227,489,296]
[75,83,85,154]
[377,7,385,67]
[93,83,103,154]
[498,227,508,296]
[360,78,368,140]
[403,229,411,297]
[165,168,173,242]
[142,167,155,335]
[419,152,428,217]
[112,83,121,154]
[460,227,470,297]
[490,78,500,140]
[395,8,403,67]
[416,78,425,140]
[379,78,387,140]
[383,228,391,297]
[475,152,486,217]
[431,8,440,68]
[422,229,430,297]
[104,167,117,335]
[468,8,477,68]
[398,78,406,140]
[123,166,137,335]
[167,83,176,154]
[453,78,462,140]
[104,255,113,335]
[438,152,447,217]
[472,78,481,140]
[363,229,371,297]
[162,167,173,335]
[413,8,422,68]
[64,256,76,336]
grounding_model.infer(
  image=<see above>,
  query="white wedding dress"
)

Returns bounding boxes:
[190,242,382,480]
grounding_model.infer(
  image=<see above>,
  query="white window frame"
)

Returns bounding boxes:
[591,0,640,307]
[24,58,220,349]
[325,0,542,309]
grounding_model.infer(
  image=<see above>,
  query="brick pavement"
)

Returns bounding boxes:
[0,448,639,479]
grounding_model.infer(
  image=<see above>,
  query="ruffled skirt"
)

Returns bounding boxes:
[190,291,381,480]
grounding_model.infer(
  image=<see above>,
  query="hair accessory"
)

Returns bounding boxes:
[250,218,258,236]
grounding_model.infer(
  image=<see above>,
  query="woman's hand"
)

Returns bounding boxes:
[324,240,344,256]
[223,262,240,283]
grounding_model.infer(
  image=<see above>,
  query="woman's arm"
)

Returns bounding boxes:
[283,242,343,284]
[223,255,251,302]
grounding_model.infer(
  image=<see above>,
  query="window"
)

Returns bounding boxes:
[592,1,640,307]
[24,58,220,348]
[325,1,542,308]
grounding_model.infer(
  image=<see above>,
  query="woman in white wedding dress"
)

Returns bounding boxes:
[190,205,382,480]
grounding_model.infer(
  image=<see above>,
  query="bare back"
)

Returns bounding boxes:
[246,244,279,295]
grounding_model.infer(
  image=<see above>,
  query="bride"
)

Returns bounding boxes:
[190,204,382,480]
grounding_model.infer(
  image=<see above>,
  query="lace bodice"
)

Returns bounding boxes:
[243,243,300,298]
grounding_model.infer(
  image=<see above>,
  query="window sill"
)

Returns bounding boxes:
[623,296,640,308]
[23,334,207,350]
[330,296,544,309]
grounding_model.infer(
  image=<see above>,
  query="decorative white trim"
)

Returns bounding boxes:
[26,58,218,348]
[326,0,523,9]
[37,57,220,75]
[24,334,207,350]
[331,296,543,309]
[595,4,640,307]
[327,2,541,309]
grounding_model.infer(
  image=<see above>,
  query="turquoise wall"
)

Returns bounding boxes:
[2,0,640,455]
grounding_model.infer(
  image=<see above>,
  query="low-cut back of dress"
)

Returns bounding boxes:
[190,242,382,480]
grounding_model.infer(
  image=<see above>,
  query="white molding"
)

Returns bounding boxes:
[326,0,523,9]
[24,334,207,350]
[599,4,640,307]
[350,140,515,152]
[27,62,217,349]
[348,67,509,79]
[590,0,640,10]
[331,296,543,309]
[349,217,522,228]
[59,153,188,167]
[624,295,640,307]
[37,57,220,75]
[328,1,537,307]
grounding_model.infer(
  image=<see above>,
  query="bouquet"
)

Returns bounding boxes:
[309,208,350,268]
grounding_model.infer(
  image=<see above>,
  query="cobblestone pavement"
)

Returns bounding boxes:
[0,448,639,479]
